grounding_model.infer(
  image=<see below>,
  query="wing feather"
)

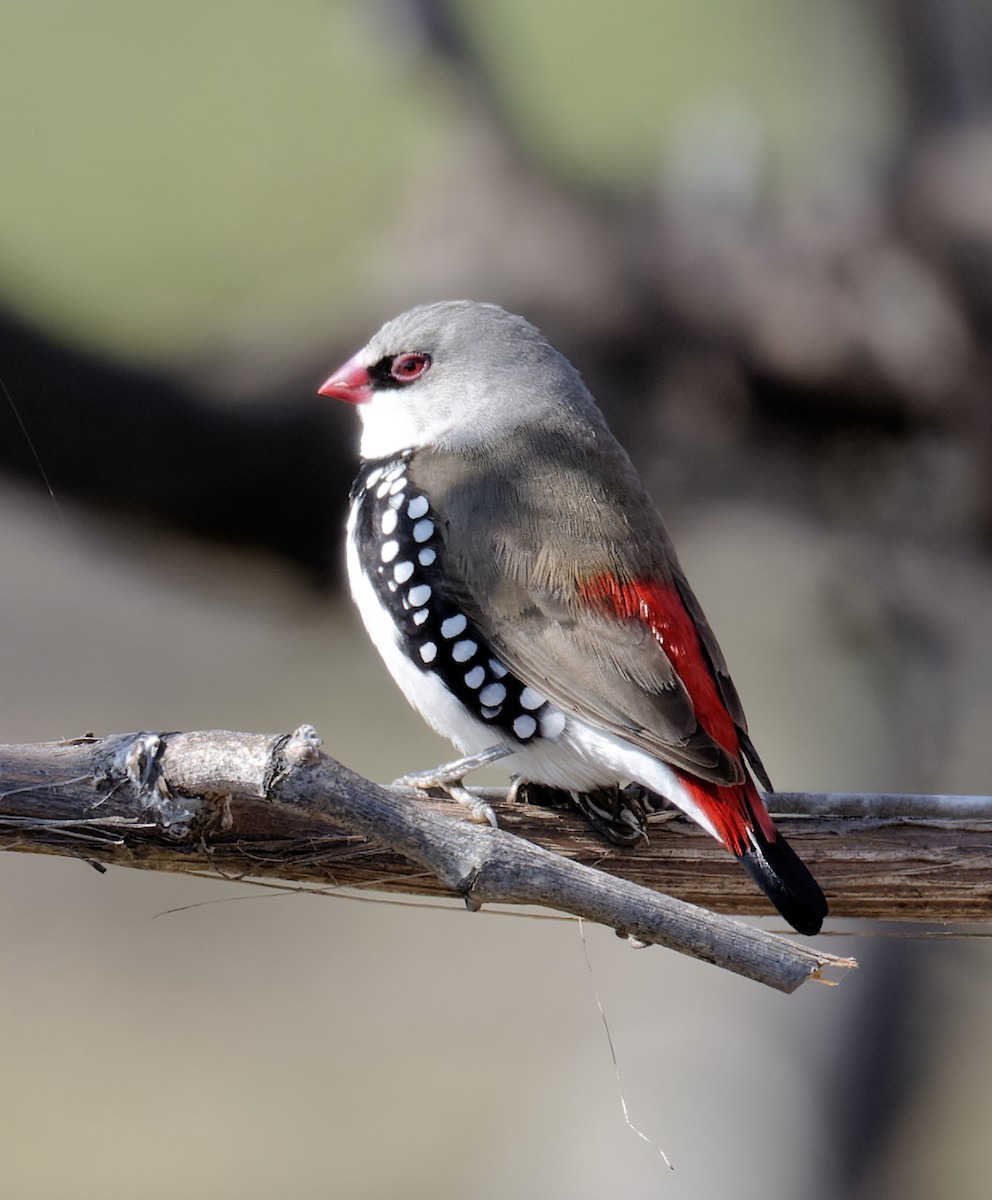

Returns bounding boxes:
[409,435,753,787]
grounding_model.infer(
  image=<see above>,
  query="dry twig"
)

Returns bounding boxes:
[15,724,975,993]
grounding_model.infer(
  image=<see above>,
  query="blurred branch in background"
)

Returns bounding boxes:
[0,304,350,584]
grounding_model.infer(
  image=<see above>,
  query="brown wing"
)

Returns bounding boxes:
[409,430,750,786]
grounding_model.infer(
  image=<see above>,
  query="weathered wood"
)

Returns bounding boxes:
[1,731,987,926]
[0,728,856,994]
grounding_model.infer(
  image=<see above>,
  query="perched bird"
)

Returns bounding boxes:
[319,301,827,935]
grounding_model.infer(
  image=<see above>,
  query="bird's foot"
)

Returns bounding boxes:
[442,782,498,827]
[507,780,652,846]
[571,784,652,846]
[393,745,509,827]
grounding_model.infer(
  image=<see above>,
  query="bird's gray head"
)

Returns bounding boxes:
[318,300,601,460]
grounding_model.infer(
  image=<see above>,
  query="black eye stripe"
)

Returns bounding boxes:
[369,356,403,389]
[367,352,431,389]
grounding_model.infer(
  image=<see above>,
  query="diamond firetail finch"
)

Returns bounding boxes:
[319,301,827,935]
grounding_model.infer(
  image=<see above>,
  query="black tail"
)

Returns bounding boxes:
[740,826,827,936]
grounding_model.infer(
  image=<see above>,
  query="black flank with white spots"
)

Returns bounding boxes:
[350,457,567,744]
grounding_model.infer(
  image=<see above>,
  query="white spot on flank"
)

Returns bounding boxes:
[381,540,399,563]
[412,608,429,626]
[375,480,391,498]
[407,495,429,519]
[365,467,384,488]
[540,710,567,739]
[488,659,508,678]
[441,614,467,639]
[418,547,436,566]
[389,477,406,495]
[393,561,414,584]
[452,639,477,662]
[419,642,437,664]
[380,508,398,535]
[412,518,434,543]
[464,665,485,689]
[513,714,538,739]
[519,686,545,711]
[481,705,502,719]
[407,584,432,608]
[479,682,506,706]
[388,492,405,509]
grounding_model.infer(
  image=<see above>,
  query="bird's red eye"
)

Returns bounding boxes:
[390,352,431,383]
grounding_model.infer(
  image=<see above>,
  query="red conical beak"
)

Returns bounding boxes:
[317,351,373,404]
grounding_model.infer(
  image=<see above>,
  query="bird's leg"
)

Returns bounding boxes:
[393,745,510,827]
[395,745,510,787]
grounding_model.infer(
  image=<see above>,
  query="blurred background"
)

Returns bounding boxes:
[2,1,992,1196]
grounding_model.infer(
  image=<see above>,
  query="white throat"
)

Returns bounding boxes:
[358,392,454,461]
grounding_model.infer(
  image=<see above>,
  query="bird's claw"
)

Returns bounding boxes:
[446,784,498,827]
[396,775,497,827]
[393,752,502,828]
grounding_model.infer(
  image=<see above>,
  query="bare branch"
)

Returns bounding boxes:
[0,727,860,993]
[6,724,990,994]
[6,724,990,985]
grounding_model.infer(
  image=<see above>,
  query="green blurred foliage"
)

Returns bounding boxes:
[0,1,451,356]
[0,0,897,359]
[456,0,896,181]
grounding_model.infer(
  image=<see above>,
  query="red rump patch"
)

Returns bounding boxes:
[579,574,777,855]
[677,775,773,857]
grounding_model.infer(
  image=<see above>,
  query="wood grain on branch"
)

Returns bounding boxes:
[18,725,981,993]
